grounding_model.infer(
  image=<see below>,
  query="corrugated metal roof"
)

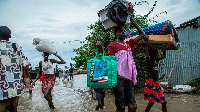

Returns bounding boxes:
[176,16,200,29]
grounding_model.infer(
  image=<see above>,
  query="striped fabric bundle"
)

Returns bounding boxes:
[126,20,180,51]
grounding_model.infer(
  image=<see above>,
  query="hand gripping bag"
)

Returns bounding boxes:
[87,50,117,88]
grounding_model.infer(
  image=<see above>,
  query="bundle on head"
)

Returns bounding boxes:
[32,38,56,54]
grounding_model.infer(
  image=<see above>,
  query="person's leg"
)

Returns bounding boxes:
[113,78,125,112]
[43,75,55,109]
[124,79,137,112]
[100,90,105,109]
[10,96,19,112]
[95,99,102,110]
[69,74,71,80]
[0,99,10,112]
[161,101,167,112]
[44,87,55,109]
[100,95,104,109]
[145,101,154,112]
[25,78,32,94]
[62,76,65,81]
[49,91,53,100]
[94,88,102,110]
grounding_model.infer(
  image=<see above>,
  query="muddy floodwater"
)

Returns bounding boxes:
[17,74,200,112]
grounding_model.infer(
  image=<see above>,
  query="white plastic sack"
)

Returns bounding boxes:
[173,85,194,93]
[33,38,56,54]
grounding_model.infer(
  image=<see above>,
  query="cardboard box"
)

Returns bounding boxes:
[124,34,176,52]
[125,34,175,46]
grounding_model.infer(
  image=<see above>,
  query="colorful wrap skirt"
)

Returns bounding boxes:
[42,74,55,93]
[144,78,166,103]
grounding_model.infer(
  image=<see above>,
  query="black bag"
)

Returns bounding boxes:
[107,0,129,26]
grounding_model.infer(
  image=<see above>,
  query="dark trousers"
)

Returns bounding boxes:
[69,73,73,80]
[113,78,136,111]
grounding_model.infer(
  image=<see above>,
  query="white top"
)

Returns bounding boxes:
[63,69,68,76]
[42,60,54,74]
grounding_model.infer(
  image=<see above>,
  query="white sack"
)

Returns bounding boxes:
[33,38,56,54]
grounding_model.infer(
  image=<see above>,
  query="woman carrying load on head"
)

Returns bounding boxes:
[32,52,65,109]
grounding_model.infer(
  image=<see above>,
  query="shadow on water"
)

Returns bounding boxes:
[18,74,200,112]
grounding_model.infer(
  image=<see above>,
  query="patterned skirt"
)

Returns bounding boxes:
[42,74,55,93]
[144,78,166,103]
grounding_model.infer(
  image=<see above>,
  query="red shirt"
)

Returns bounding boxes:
[23,65,29,78]
[107,39,138,55]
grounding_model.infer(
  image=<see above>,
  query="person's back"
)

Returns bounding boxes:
[69,67,73,73]
[54,65,59,79]
[62,68,69,81]
[0,26,23,112]
[144,49,167,112]
[69,67,74,80]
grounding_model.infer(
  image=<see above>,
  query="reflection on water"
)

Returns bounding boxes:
[18,74,200,112]
[18,74,98,112]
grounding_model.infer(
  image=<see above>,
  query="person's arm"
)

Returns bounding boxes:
[25,65,30,78]
[96,41,103,51]
[130,17,149,61]
[130,17,145,35]
[95,41,104,56]
[51,53,66,64]
[32,61,42,86]
[107,43,115,56]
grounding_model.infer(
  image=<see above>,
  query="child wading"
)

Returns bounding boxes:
[144,49,167,112]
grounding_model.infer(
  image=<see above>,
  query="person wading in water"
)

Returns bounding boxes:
[32,52,65,109]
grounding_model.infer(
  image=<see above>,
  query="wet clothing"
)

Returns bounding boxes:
[113,78,136,111]
[0,41,23,100]
[107,39,138,111]
[42,74,55,93]
[144,58,166,103]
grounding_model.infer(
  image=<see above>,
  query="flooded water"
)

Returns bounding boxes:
[17,74,200,112]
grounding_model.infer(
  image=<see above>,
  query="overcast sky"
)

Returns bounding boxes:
[0,0,200,69]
